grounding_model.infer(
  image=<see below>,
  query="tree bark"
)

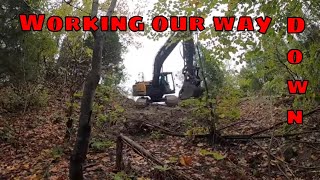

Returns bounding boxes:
[64,95,75,141]
[69,0,117,179]
[115,136,124,171]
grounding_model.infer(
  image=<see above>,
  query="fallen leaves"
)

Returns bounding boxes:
[179,155,192,166]
[1,92,320,180]
[24,174,42,180]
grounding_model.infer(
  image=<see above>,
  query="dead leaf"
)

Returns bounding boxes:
[311,155,318,160]
[7,165,18,171]
[26,174,41,180]
[179,156,192,166]
[196,143,204,147]
[22,163,30,169]
[50,166,59,173]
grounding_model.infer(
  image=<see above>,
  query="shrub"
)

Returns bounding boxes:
[0,83,49,112]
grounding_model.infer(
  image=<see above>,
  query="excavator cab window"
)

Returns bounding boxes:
[159,73,175,94]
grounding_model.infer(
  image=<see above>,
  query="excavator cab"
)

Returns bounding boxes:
[132,72,177,107]
[159,72,175,94]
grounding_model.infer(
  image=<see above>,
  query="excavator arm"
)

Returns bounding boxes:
[152,32,182,87]
[151,31,203,99]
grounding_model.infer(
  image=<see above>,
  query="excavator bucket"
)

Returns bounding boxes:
[179,81,204,100]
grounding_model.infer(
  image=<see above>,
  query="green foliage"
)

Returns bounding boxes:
[93,85,126,127]
[51,146,64,159]
[198,44,225,97]
[0,84,49,112]
[238,66,263,96]
[167,156,179,163]
[73,91,83,99]
[113,171,131,180]
[0,0,57,84]
[154,165,171,172]
[0,87,22,111]
[180,73,241,129]
[215,72,242,120]
[85,32,126,85]
[90,139,115,152]
[30,88,49,107]
[66,100,80,110]
[261,75,287,95]
[199,149,226,160]
[292,93,318,112]
[185,126,210,136]
[179,98,212,120]
[179,98,202,108]
[150,131,165,140]
[0,126,14,143]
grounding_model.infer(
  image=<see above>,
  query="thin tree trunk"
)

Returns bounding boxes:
[64,93,75,141]
[69,0,117,179]
[115,136,124,171]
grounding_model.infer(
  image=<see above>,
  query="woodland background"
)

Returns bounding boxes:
[1,0,320,179]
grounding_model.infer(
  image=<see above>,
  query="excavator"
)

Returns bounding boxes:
[132,31,204,107]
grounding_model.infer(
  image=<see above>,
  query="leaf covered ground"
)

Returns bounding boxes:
[1,94,320,180]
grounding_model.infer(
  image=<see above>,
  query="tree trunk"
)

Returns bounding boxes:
[64,95,75,141]
[69,0,117,179]
[115,136,124,171]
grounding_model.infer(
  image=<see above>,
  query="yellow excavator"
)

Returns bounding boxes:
[132,31,204,107]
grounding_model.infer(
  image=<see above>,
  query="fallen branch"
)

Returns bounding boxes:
[135,107,319,142]
[290,140,320,145]
[223,130,319,140]
[251,138,320,170]
[267,97,276,179]
[117,134,197,180]
[276,162,290,180]
[140,119,319,141]
[249,107,320,137]
[143,122,186,137]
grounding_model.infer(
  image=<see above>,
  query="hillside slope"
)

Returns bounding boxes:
[1,93,319,179]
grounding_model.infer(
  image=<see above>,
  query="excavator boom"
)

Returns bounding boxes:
[152,32,181,87]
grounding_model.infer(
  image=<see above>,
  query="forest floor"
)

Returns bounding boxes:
[1,92,320,180]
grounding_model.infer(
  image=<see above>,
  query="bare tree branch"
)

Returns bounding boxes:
[90,0,99,17]
[63,0,90,15]
[274,45,299,80]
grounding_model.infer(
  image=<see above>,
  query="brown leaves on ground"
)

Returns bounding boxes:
[179,155,192,166]
[1,95,320,179]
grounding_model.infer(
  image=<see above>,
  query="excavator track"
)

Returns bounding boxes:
[135,95,179,108]
[135,97,149,108]
[164,95,179,107]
